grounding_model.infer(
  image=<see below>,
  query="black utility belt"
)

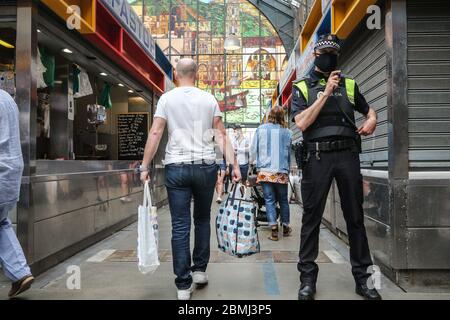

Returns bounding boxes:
[307,139,356,152]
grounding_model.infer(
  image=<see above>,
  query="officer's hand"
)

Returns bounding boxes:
[324,70,341,97]
[358,118,377,136]
[232,167,242,183]
[140,171,150,184]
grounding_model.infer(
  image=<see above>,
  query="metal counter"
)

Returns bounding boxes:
[18,160,167,275]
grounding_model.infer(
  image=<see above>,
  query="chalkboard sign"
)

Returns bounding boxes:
[117,113,149,160]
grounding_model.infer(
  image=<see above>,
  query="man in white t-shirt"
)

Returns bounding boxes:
[140,58,240,300]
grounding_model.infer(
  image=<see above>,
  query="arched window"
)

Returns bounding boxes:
[136,0,287,125]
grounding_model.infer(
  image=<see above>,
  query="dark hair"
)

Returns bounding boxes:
[267,106,286,127]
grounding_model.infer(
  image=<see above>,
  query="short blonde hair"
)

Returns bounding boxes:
[176,58,197,79]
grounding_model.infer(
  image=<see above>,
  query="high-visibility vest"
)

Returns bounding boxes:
[293,75,357,142]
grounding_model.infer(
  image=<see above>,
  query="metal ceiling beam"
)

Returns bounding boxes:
[248,0,295,55]
[250,0,294,18]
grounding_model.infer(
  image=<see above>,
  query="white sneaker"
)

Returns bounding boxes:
[120,197,132,203]
[216,197,222,204]
[177,284,194,300]
[192,271,209,286]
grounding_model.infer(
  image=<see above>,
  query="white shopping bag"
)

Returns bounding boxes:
[137,181,160,274]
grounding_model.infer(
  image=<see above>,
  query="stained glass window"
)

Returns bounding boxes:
[132,0,286,125]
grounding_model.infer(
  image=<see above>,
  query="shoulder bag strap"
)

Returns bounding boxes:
[335,81,362,152]
[335,79,358,131]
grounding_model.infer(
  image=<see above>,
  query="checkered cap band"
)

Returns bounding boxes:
[314,40,340,51]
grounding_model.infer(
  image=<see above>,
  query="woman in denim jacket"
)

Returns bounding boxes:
[250,106,293,241]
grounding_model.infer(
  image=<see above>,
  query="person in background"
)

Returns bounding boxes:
[119,160,140,203]
[220,162,232,196]
[215,157,227,204]
[0,89,34,298]
[250,106,292,241]
[140,58,240,300]
[232,125,250,184]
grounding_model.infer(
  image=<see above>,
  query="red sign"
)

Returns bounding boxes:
[85,1,166,95]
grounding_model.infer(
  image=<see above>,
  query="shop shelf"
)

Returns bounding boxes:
[331,0,378,39]
[300,0,322,52]
[41,0,96,34]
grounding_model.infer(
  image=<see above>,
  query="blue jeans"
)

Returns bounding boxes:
[165,162,218,290]
[232,164,249,183]
[260,182,290,227]
[0,203,31,281]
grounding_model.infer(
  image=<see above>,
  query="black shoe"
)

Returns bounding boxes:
[282,225,292,237]
[355,283,382,300]
[298,285,316,300]
[268,226,279,241]
[9,275,34,298]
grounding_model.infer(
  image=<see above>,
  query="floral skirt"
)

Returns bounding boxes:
[256,171,289,184]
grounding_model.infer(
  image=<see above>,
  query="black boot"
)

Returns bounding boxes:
[355,283,382,300]
[298,283,316,300]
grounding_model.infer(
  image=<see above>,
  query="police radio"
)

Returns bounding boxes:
[293,140,307,170]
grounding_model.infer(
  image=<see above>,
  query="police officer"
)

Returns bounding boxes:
[291,34,381,300]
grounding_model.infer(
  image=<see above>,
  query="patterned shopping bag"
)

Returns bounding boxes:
[216,184,260,257]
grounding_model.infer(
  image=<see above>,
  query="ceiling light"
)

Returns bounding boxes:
[62,48,73,54]
[229,72,241,87]
[100,72,108,76]
[37,29,41,33]
[118,83,124,87]
[291,0,300,9]
[128,90,133,93]
[224,26,240,51]
[235,97,244,108]
[224,33,240,51]
[0,39,14,49]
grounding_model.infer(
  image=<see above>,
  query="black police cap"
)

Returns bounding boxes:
[314,34,341,52]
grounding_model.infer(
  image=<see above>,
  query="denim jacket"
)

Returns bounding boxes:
[250,123,292,174]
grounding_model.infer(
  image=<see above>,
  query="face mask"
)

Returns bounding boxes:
[314,52,338,73]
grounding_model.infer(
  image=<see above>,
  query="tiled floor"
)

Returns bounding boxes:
[1,200,449,300]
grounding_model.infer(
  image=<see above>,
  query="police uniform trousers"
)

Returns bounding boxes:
[298,147,373,286]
